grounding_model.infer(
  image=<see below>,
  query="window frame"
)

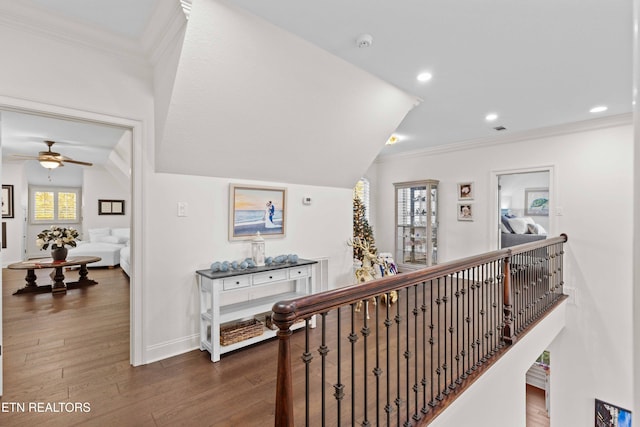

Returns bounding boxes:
[29,185,82,225]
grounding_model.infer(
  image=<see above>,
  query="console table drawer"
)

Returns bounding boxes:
[289,266,311,279]
[223,276,251,290]
[253,270,288,285]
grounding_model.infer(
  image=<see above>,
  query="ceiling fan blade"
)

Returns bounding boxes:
[62,159,93,166]
[10,154,41,160]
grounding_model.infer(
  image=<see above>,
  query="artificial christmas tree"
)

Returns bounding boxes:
[352,196,377,261]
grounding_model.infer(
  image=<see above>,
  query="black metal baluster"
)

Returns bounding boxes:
[412,284,420,423]
[448,274,455,391]
[404,287,411,426]
[385,295,393,426]
[362,300,370,427]
[442,276,450,396]
[349,304,358,426]
[489,261,496,355]
[479,263,486,364]
[462,268,469,379]
[470,266,477,373]
[395,293,402,426]
[454,271,462,385]
[421,281,429,416]
[436,277,444,401]
[429,279,436,409]
[303,318,312,427]
[334,307,344,427]
[317,314,328,427]
[374,296,382,427]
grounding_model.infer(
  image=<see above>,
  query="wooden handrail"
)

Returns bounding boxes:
[272,234,568,324]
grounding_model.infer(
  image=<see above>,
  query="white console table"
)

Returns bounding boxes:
[196,259,317,362]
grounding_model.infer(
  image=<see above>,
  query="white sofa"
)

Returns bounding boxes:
[120,246,130,276]
[67,227,130,268]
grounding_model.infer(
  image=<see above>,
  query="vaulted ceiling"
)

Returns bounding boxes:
[1,0,633,166]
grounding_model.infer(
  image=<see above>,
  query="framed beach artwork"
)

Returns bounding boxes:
[229,184,286,240]
[457,203,473,221]
[457,182,473,200]
[524,187,549,216]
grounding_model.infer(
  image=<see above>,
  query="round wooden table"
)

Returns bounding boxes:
[8,256,102,295]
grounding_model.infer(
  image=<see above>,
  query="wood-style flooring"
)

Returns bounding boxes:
[1,267,549,426]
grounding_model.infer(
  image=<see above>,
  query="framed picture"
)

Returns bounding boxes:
[457,203,473,221]
[229,184,286,240]
[99,199,125,215]
[2,185,14,218]
[595,399,631,427]
[458,182,473,200]
[524,188,549,216]
[2,222,6,249]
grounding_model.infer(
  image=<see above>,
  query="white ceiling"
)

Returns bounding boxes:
[1,0,633,160]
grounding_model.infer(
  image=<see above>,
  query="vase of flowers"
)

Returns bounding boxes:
[36,225,79,262]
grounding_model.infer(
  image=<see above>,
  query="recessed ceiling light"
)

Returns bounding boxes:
[416,72,432,82]
[589,106,608,113]
[485,113,498,122]
[386,135,400,145]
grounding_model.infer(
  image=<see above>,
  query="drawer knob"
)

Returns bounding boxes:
[269,276,273,279]
[236,281,240,285]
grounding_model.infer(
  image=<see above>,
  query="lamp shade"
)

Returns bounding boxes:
[40,159,61,169]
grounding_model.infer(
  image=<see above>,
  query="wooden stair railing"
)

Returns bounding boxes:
[273,234,567,426]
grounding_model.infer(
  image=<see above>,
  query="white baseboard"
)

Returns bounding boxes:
[144,333,200,365]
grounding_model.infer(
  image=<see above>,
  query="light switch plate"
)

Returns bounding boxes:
[177,202,187,217]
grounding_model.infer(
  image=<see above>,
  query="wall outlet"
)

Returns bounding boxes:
[302,196,312,205]
[177,202,188,217]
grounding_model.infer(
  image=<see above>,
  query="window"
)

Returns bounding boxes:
[30,186,81,224]
[353,178,370,221]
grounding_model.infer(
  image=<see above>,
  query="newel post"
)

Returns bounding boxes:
[502,256,516,344]
[272,302,295,427]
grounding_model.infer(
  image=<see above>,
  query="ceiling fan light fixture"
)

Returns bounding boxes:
[40,159,61,169]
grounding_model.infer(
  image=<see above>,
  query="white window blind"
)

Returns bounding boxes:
[30,186,81,224]
[354,178,370,220]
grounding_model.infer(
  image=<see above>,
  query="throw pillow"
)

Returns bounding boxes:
[527,223,548,235]
[88,227,111,242]
[499,223,511,233]
[507,217,535,234]
[501,215,515,233]
[99,235,127,244]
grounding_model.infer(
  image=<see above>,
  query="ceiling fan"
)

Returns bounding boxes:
[13,140,93,169]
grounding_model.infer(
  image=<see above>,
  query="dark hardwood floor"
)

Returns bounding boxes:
[1,267,549,426]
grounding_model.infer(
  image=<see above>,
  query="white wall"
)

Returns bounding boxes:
[81,166,130,236]
[430,300,567,427]
[1,162,27,266]
[374,121,634,426]
[0,17,355,366]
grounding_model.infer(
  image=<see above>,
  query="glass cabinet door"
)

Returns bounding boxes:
[394,180,439,271]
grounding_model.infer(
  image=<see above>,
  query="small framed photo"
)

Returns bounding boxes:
[458,182,474,200]
[457,203,473,221]
[525,187,549,216]
[99,199,125,215]
[2,184,14,218]
[229,184,286,240]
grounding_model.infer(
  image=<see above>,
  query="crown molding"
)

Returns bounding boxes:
[375,113,633,164]
[143,2,188,66]
[0,2,149,68]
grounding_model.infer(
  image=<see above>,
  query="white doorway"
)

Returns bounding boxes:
[0,96,145,397]
[492,167,554,249]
